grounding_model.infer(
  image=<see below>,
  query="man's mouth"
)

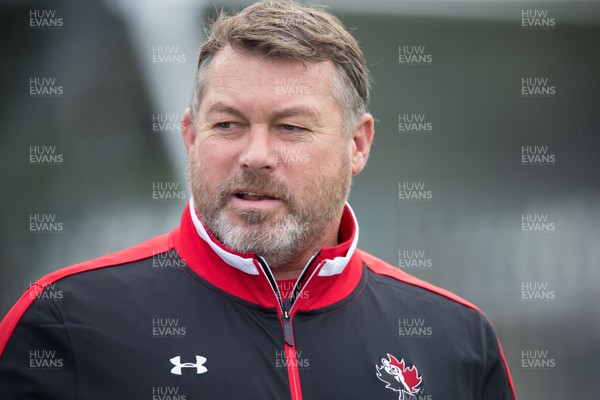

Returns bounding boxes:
[234,191,279,201]
[229,190,284,212]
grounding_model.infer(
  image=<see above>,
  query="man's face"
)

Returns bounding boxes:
[185,46,356,267]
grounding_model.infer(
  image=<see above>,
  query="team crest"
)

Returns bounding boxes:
[376,353,422,399]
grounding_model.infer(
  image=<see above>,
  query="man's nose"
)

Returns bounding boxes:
[238,125,278,171]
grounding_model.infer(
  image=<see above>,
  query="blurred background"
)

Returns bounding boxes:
[1,0,599,398]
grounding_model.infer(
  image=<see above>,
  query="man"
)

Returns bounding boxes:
[0,1,516,399]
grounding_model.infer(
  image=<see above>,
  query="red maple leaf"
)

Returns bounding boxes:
[387,353,422,394]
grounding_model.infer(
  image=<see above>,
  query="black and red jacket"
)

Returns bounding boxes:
[0,202,516,399]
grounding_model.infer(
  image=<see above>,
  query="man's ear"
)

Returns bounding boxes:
[350,113,375,176]
[181,108,196,156]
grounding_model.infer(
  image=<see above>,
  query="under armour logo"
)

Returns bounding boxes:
[170,355,208,375]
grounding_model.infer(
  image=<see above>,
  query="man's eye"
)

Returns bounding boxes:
[215,122,235,129]
[281,124,304,132]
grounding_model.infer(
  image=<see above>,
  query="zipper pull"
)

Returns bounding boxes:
[282,298,294,346]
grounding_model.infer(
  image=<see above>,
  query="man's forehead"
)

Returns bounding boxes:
[208,45,335,89]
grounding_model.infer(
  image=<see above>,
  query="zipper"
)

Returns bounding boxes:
[257,253,319,345]
[282,297,293,346]
[256,253,320,400]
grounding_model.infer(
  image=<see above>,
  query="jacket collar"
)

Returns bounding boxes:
[172,198,363,311]
[188,197,260,275]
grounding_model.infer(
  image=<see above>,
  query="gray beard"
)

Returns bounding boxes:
[188,149,351,269]
[207,208,312,267]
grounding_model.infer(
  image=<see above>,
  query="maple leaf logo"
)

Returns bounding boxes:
[376,353,423,399]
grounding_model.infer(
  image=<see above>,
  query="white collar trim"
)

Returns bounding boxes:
[317,202,360,276]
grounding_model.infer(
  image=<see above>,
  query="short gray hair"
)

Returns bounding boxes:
[190,0,370,135]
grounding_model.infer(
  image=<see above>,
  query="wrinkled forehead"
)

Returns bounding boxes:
[206,45,337,98]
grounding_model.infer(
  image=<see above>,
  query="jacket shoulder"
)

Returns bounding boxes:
[359,249,517,399]
[357,248,482,313]
[0,232,173,356]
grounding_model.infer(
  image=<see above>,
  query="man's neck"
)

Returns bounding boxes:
[268,246,324,281]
